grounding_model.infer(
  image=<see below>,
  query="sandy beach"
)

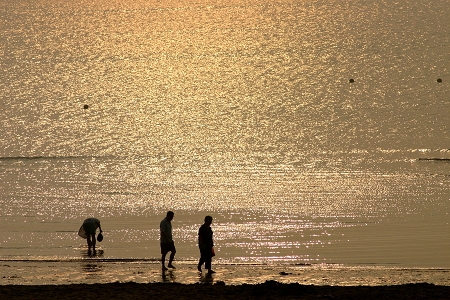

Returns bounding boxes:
[1,281,450,300]
[1,261,450,299]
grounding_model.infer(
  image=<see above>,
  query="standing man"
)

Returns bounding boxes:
[160,211,176,271]
[198,215,215,274]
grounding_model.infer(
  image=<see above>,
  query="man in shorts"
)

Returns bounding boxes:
[160,211,176,271]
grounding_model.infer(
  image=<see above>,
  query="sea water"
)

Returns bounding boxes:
[1,0,449,274]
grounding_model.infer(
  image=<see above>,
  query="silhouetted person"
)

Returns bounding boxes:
[160,211,176,271]
[81,217,102,253]
[198,215,215,274]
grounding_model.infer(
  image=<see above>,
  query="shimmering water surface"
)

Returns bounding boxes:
[1,0,449,271]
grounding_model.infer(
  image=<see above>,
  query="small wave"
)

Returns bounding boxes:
[418,158,450,162]
[0,156,112,161]
[0,257,161,263]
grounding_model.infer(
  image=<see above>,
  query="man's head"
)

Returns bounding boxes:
[166,211,174,221]
[204,215,213,225]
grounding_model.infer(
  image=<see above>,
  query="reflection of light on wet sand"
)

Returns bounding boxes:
[80,249,105,279]
[1,262,449,286]
[83,264,102,272]
[82,263,103,279]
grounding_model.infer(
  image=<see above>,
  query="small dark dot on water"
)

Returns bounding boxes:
[83,104,89,109]
[437,78,442,83]
[349,79,355,83]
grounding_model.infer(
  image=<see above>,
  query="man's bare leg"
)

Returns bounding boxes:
[161,254,168,271]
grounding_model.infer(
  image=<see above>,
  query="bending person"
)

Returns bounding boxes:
[82,217,102,253]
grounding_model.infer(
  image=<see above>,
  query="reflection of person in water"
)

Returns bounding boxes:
[198,215,215,274]
[81,217,102,253]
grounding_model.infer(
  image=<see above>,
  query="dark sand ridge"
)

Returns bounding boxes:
[1,281,450,300]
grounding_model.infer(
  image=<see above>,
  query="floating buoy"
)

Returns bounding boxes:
[437,78,442,83]
[83,104,89,109]
[349,79,355,83]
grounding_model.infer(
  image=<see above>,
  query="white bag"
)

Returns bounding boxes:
[78,225,87,238]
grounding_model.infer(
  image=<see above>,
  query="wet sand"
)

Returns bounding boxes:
[1,261,450,286]
[1,261,450,299]
[1,281,450,300]
[0,259,450,286]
